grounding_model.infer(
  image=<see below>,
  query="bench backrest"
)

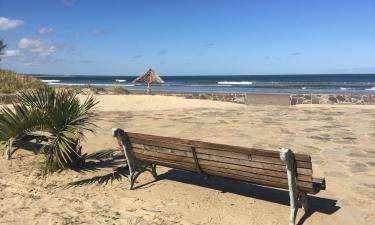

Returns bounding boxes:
[123,132,316,194]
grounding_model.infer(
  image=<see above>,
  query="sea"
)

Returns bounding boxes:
[32,74,375,95]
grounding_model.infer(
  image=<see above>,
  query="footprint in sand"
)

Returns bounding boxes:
[309,135,331,141]
[347,151,368,158]
[324,171,347,178]
[350,162,370,173]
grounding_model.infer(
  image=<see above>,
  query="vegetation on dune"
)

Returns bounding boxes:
[0,87,98,173]
[110,83,131,94]
[69,84,106,94]
[0,70,46,93]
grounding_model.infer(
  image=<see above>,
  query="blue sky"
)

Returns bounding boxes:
[0,0,374,75]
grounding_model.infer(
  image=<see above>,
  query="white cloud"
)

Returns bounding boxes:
[3,50,20,56]
[0,17,24,31]
[18,38,41,49]
[38,27,54,34]
[30,45,56,56]
[18,38,56,56]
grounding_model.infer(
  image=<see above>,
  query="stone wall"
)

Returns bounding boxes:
[164,93,246,104]
[290,94,375,105]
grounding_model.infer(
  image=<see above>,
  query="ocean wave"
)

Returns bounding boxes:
[48,83,135,87]
[217,81,253,85]
[365,87,375,91]
[188,84,232,87]
[42,79,60,83]
[115,79,126,83]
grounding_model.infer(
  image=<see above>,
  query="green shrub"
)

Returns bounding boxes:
[0,87,98,173]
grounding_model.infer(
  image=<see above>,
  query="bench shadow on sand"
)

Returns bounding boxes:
[67,149,340,225]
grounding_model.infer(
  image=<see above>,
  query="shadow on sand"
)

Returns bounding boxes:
[158,169,340,225]
[67,149,129,186]
[68,149,340,224]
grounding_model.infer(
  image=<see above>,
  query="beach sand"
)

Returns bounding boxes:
[1,94,374,225]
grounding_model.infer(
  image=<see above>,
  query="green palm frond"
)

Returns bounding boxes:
[0,87,98,173]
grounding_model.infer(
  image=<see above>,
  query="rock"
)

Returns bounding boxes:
[312,98,319,104]
[290,97,298,105]
[223,94,235,101]
[336,95,345,102]
[199,93,211,100]
[328,96,338,103]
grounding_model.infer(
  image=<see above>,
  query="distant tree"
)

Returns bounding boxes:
[0,39,7,62]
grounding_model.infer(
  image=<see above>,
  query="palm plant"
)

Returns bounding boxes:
[0,87,97,173]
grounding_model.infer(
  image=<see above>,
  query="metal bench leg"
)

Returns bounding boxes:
[151,164,158,179]
[300,193,309,212]
[113,129,161,190]
[280,148,300,225]
[128,164,157,189]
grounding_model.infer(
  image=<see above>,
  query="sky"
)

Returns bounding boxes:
[0,0,374,76]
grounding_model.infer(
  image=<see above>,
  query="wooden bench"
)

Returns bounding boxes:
[112,128,326,225]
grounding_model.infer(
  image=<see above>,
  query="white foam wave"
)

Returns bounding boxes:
[48,83,135,87]
[340,87,347,90]
[218,81,253,85]
[42,79,60,83]
[188,84,232,87]
[115,79,126,83]
[301,87,306,90]
[365,87,375,91]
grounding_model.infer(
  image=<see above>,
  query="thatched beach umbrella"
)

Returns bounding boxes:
[132,69,165,95]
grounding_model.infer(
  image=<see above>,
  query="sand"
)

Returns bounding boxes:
[1,94,374,225]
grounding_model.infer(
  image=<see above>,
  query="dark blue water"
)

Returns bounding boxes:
[32,74,375,94]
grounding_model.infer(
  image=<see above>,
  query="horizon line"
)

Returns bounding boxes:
[26,72,375,77]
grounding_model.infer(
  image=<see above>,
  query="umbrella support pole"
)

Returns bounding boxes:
[147,83,151,95]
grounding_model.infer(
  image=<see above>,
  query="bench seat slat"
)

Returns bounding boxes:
[130,139,312,169]
[133,143,312,182]
[138,156,197,172]
[136,152,313,192]
[199,159,312,182]
[132,145,312,176]
[133,148,314,187]
[133,149,195,164]
[196,147,312,169]
[127,132,311,162]
[132,142,312,169]
[132,143,313,168]
[200,165,313,189]
[197,153,312,175]
[202,168,313,193]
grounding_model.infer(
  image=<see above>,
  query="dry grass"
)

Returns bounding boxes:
[110,84,131,94]
[69,85,106,94]
[0,70,46,93]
